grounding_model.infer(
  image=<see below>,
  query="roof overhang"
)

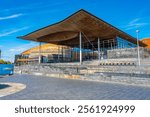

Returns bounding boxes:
[18,9,146,47]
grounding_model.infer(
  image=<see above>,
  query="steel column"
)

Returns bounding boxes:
[79,32,82,65]
[38,42,41,64]
[98,38,100,62]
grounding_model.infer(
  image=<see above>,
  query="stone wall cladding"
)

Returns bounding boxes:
[82,73,150,87]
[107,47,150,59]
[14,64,82,75]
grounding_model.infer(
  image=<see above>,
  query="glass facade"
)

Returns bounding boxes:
[68,36,138,60]
[15,36,138,64]
[117,37,137,49]
[99,39,116,51]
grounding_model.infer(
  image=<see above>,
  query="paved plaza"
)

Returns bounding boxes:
[0,74,150,100]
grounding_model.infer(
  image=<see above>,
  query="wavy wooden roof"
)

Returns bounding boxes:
[18,9,145,47]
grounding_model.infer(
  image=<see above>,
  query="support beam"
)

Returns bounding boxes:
[103,40,105,52]
[61,47,63,62]
[38,42,41,64]
[79,32,82,65]
[98,38,100,62]
[110,42,112,50]
[58,46,60,62]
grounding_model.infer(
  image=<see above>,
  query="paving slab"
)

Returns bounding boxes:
[0,82,26,98]
[0,74,150,100]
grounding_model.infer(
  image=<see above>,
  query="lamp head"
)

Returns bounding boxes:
[136,30,140,33]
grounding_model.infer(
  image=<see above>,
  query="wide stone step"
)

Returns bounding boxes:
[94,72,150,78]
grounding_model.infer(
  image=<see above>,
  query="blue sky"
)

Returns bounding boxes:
[0,0,150,61]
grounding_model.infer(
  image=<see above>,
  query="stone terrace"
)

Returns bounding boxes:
[14,57,150,87]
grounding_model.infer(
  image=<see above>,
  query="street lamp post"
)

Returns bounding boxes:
[79,32,82,65]
[136,30,141,66]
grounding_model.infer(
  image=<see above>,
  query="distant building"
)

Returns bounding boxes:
[15,43,98,65]
[141,38,150,49]
[15,43,73,65]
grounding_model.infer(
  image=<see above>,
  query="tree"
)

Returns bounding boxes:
[0,59,12,64]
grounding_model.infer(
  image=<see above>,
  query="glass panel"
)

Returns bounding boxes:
[117,37,137,48]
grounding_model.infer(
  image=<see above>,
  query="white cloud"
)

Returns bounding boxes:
[1,42,39,62]
[9,42,38,53]
[0,2,64,15]
[129,18,140,25]
[125,23,148,30]
[0,13,23,20]
[0,27,29,37]
[9,48,25,52]
[120,18,149,30]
